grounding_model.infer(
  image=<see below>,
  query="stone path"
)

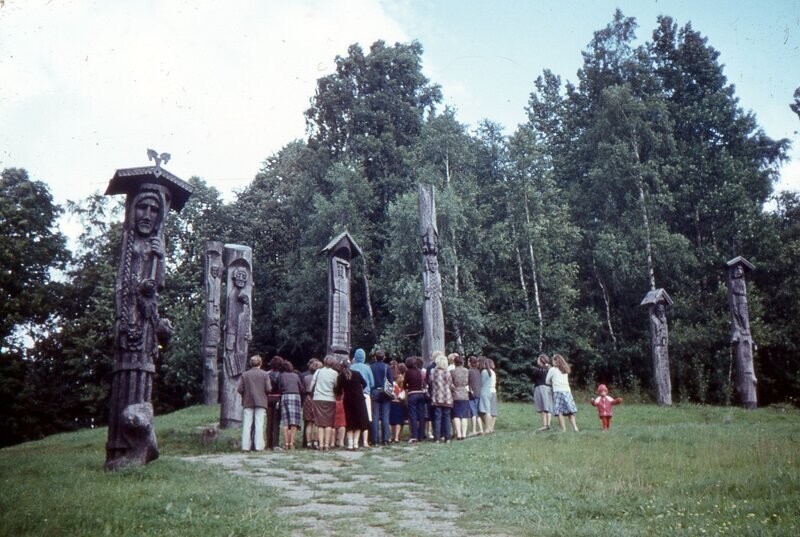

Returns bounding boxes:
[183,445,500,537]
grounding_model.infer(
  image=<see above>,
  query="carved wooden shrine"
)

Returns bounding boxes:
[322,231,362,361]
[104,163,193,470]
[419,184,445,368]
[219,244,253,428]
[201,240,223,405]
[641,288,673,406]
[726,256,758,409]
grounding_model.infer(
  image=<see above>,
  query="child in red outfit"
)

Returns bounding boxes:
[589,384,622,430]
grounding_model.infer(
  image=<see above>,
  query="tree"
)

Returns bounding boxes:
[305,40,442,207]
[0,169,69,343]
[790,87,800,121]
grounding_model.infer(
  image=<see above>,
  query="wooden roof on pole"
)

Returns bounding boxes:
[726,256,755,271]
[321,230,363,259]
[640,288,673,307]
[105,166,194,212]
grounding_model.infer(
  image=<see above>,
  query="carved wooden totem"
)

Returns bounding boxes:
[219,244,253,428]
[104,162,193,470]
[726,256,757,409]
[322,231,362,361]
[419,184,445,368]
[201,240,223,405]
[641,288,673,406]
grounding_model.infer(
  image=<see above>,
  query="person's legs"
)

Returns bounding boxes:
[325,426,335,449]
[557,414,566,431]
[317,423,325,449]
[407,395,419,441]
[371,396,380,444]
[336,426,345,447]
[267,400,280,449]
[433,406,443,441]
[568,414,579,432]
[443,408,452,441]
[545,412,552,428]
[380,399,391,444]
[253,407,266,451]
[241,407,255,451]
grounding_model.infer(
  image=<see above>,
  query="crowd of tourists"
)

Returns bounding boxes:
[238,348,621,451]
[237,349,500,451]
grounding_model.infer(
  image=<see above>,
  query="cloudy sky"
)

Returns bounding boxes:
[2,0,798,227]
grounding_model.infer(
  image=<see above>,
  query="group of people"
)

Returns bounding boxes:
[531,353,623,432]
[237,348,500,451]
[239,349,624,451]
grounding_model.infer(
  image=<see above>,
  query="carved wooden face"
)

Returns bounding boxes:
[210,265,220,279]
[232,267,248,288]
[134,196,161,236]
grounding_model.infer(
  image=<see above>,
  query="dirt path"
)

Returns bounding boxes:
[183,445,501,536]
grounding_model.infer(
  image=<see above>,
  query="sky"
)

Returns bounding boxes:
[2,0,799,239]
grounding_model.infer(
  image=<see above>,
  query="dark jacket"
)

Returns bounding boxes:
[237,367,272,408]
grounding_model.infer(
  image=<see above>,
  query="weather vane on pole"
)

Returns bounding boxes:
[147,148,171,170]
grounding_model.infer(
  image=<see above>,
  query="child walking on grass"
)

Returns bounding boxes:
[590,384,622,430]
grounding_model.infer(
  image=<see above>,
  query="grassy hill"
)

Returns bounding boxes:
[1,400,798,536]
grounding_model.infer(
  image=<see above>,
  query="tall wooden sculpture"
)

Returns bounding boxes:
[726,256,757,409]
[419,184,445,368]
[322,231,362,361]
[104,157,193,470]
[201,240,223,405]
[641,288,673,406]
[219,244,253,428]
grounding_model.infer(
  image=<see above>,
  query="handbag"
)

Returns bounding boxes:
[383,375,396,400]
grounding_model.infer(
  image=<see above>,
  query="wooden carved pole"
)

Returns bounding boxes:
[322,231,363,362]
[726,256,757,409]
[219,244,253,428]
[419,184,445,368]
[641,288,673,406]
[201,240,223,405]
[104,156,193,470]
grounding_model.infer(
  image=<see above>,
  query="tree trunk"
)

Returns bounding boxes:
[523,194,544,353]
[361,255,377,339]
[593,258,618,351]
[451,230,465,357]
[509,220,530,312]
[631,135,656,291]
[515,244,530,312]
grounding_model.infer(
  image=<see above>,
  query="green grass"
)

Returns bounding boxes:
[2,401,799,536]
[0,406,288,537]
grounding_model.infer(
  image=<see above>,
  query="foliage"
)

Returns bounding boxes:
[0,168,69,344]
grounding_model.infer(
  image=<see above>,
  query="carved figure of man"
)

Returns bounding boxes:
[207,263,221,317]
[331,258,350,350]
[225,266,251,377]
[422,226,438,256]
[423,256,442,299]
[650,304,667,349]
[729,265,751,342]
